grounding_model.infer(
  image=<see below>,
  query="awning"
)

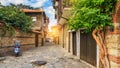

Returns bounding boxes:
[58,8,72,25]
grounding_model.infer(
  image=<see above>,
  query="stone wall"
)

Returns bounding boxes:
[63,25,68,50]
[69,32,73,54]
[104,2,120,68]
[106,32,120,68]
[25,13,43,29]
[105,2,120,68]
[0,31,42,47]
[58,28,63,47]
[58,24,70,52]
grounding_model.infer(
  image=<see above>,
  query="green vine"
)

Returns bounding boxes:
[0,5,33,36]
[0,25,15,36]
[68,0,118,67]
[68,0,117,32]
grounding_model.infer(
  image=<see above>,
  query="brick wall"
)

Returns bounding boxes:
[106,30,120,68]
[106,2,120,68]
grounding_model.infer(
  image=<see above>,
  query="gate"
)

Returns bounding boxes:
[72,32,77,55]
[80,32,96,66]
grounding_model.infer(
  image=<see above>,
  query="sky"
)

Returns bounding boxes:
[0,0,57,31]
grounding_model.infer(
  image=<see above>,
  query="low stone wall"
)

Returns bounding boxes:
[0,31,42,47]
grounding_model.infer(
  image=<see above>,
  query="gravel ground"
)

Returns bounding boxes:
[0,42,91,68]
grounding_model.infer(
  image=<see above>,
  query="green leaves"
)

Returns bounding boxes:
[68,0,117,33]
[0,5,32,36]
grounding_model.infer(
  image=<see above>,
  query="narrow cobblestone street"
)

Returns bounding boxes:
[0,42,91,68]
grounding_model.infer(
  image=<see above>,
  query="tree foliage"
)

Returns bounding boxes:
[68,0,117,67]
[68,0,117,32]
[9,3,36,9]
[0,4,33,36]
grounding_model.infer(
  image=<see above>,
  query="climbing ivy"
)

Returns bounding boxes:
[68,0,117,32]
[68,0,118,67]
[0,5,33,36]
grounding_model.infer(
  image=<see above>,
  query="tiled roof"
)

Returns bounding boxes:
[22,9,44,13]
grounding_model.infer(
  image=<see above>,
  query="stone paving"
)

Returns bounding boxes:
[0,42,91,68]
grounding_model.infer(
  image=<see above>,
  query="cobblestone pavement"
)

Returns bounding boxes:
[0,42,91,68]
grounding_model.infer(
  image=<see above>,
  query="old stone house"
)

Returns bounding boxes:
[53,0,120,68]
[0,9,49,47]
[22,9,49,47]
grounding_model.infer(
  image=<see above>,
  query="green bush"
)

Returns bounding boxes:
[68,0,117,33]
[0,5,33,36]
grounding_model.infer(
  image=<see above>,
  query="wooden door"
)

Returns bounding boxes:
[80,32,96,66]
[72,32,77,55]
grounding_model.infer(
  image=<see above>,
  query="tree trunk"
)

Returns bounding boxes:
[92,28,110,68]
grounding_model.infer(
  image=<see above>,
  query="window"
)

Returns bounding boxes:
[32,17,37,22]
